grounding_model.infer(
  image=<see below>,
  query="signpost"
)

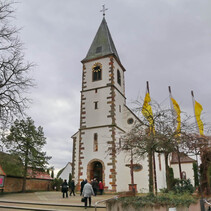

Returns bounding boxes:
[0,166,6,193]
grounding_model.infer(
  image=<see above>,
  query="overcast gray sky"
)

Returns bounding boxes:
[14,0,211,173]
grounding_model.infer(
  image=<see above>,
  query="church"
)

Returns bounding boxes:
[71,15,168,193]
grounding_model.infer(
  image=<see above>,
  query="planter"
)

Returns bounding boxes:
[107,202,166,211]
[106,201,200,211]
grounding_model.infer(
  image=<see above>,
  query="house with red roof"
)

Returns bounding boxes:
[170,152,196,185]
[0,152,53,192]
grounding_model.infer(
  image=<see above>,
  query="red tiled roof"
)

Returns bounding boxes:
[27,168,52,180]
[171,152,196,164]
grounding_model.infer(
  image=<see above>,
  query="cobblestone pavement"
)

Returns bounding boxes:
[0,191,116,210]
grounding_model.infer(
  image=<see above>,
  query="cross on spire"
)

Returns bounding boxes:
[100,4,108,17]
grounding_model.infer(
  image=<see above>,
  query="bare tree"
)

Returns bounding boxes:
[119,101,200,193]
[0,1,34,130]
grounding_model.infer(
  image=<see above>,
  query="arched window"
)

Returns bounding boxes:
[117,69,121,86]
[182,171,187,180]
[93,133,98,152]
[92,63,102,81]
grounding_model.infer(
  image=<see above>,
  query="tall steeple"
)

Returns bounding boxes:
[82,17,120,63]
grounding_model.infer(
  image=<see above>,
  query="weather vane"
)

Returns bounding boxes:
[100,4,108,17]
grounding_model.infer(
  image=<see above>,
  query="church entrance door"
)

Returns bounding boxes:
[90,161,102,181]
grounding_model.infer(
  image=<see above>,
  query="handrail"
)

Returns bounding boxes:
[94,195,118,211]
[204,198,211,205]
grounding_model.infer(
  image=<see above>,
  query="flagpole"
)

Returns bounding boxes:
[191,90,200,134]
[147,81,157,195]
[168,86,182,180]
[147,81,149,93]
[191,90,200,183]
[191,90,205,211]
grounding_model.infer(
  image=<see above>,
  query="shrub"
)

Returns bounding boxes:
[169,167,175,189]
[172,179,194,194]
[52,178,63,191]
[107,193,196,209]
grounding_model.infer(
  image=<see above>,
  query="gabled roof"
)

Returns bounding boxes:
[171,152,196,164]
[82,17,120,63]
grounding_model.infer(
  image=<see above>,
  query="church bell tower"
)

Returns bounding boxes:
[72,15,127,191]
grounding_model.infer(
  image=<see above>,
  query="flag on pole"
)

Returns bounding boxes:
[142,82,154,132]
[168,86,181,134]
[191,91,204,135]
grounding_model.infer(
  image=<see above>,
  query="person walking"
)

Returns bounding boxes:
[92,178,98,196]
[80,179,86,196]
[82,179,95,209]
[69,179,76,196]
[98,181,104,195]
[61,179,68,198]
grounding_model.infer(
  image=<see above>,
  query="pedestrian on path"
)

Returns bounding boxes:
[91,178,98,196]
[61,179,68,198]
[98,181,104,195]
[80,179,86,196]
[69,179,76,196]
[82,179,95,209]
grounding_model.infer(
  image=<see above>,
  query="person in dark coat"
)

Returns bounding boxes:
[80,179,87,196]
[91,178,98,196]
[61,179,68,198]
[69,179,76,196]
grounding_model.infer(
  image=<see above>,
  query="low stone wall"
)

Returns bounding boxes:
[3,176,52,192]
[106,201,200,211]
[107,202,167,211]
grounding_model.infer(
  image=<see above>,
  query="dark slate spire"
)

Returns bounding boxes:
[82,17,120,62]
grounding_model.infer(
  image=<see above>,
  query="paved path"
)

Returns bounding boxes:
[0,191,116,210]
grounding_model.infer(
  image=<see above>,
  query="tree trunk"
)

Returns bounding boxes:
[22,143,29,192]
[152,152,157,194]
[148,149,154,193]
[164,152,170,190]
[177,146,182,179]
[22,162,27,192]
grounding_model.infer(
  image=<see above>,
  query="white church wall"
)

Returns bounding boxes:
[122,106,139,132]
[134,157,150,193]
[115,128,149,193]
[155,153,167,191]
[83,87,111,127]
[116,151,132,192]
[115,91,126,130]
[171,163,194,185]
[116,151,150,193]
[80,127,113,189]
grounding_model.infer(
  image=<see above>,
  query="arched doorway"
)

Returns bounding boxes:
[91,161,102,181]
[87,159,105,182]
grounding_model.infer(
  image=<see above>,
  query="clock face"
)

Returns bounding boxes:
[92,63,102,72]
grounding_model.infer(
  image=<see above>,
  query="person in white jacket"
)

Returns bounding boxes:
[82,179,95,208]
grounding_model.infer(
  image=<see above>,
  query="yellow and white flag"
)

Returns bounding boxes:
[142,82,154,132]
[192,91,204,135]
[169,87,181,135]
